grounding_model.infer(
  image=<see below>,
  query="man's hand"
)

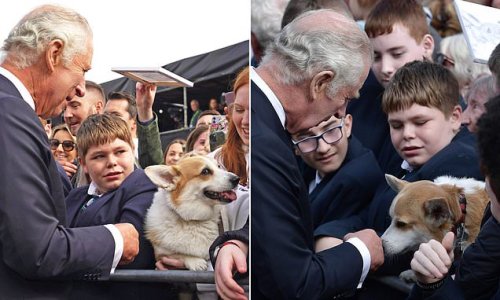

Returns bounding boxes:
[135,82,156,122]
[411,232,455,284]
[155,256,186,270]
[114,223,139,265]
[345,229,384,271]
[215,240,248,300]
[315,236,343,252]
[58,160,77,178]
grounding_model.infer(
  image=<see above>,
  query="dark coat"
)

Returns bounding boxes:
[251,80,364,299]
[347,70,403,176]
[300,136,384,229]
[0,73,115,299]
[66,168,176,299]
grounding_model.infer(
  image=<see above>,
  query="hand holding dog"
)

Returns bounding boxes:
[344,229,384,271]
[115,223,139,265]
[411,232,455,284]
[215,240,248,300]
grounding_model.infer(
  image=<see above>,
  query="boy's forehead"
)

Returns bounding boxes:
[371,23,419,51]
[388,104,444,120]
[86,137,133,152]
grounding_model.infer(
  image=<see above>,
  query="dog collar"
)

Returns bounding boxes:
[452,193,468,259]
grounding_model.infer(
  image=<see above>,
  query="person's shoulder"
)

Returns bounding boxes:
[339,137,383,181]
[66,185,90,201]
[119,168,157,193]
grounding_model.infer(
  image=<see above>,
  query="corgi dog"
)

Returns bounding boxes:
[144,155,239,271]
[382,174,489,256]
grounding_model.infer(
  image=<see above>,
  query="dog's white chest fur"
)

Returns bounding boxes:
[145,189,222,270]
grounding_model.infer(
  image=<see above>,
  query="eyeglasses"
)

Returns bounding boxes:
[292,118,344,153]
[436,53,455,68]
[49,139,76,151]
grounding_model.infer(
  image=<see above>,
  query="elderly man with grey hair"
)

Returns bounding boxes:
[0,5,139,298]
[252,9,384,299]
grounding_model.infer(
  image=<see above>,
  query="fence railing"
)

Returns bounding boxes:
[108,270,248,285]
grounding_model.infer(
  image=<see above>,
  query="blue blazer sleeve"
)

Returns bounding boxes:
[0,92,115,281]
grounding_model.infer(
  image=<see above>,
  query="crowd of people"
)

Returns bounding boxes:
[0,4,248,299]
[1,0,500,299]
[250,0,499,299]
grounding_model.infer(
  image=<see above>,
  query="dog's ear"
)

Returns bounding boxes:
[424,198,451,227]
[440,184,465,223]
[144,165,180,191]
[385,174,408,193]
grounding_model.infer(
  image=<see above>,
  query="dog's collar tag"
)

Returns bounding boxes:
[453,193,468,259]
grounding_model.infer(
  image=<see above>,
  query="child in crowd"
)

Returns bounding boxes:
[292,114,384,228]
[409,94,500,300]
[316,61,482,281]
[347,0,434,176]
[186,124,210,155]
[163,138,186,166]
[65,114,176,299]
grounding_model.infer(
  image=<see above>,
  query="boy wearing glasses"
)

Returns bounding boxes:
[65,114,174,299]
[292,114,384,229]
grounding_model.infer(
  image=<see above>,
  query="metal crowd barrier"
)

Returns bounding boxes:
[109,270,249,285]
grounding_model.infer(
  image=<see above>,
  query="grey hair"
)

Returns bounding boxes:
[466,75,497,103]
[251,0,290,50]
[261,9,372,97]
[1,5,92,69]
[440,34,490,89]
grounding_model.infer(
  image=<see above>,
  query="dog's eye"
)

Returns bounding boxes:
[396,221,407,228]
[200,168,212,176]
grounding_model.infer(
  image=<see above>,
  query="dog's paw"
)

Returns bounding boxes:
[184,257,208,271]
[399,270,417,283]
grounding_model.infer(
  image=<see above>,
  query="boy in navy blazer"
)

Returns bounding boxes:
[315,61,483,281]
[293,114,384,229]
[409,95,500,300]
[66,114,176,299]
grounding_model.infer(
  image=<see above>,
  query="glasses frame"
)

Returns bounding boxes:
[49,139,76,152]
[292,118,344,153]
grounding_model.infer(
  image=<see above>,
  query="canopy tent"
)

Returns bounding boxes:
[101,40,249,132]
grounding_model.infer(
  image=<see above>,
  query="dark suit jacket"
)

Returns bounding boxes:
[66,168,175,299]
[251,81,364,299]
[347,70,403,176]
[316,128,483,275]
[300,136,384,229]
[0,74,115,299]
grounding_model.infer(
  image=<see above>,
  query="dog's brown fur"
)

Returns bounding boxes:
[144,156,239,271]
[382,175,489,255]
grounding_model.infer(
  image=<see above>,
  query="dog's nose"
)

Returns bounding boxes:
[230,174,240,186]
